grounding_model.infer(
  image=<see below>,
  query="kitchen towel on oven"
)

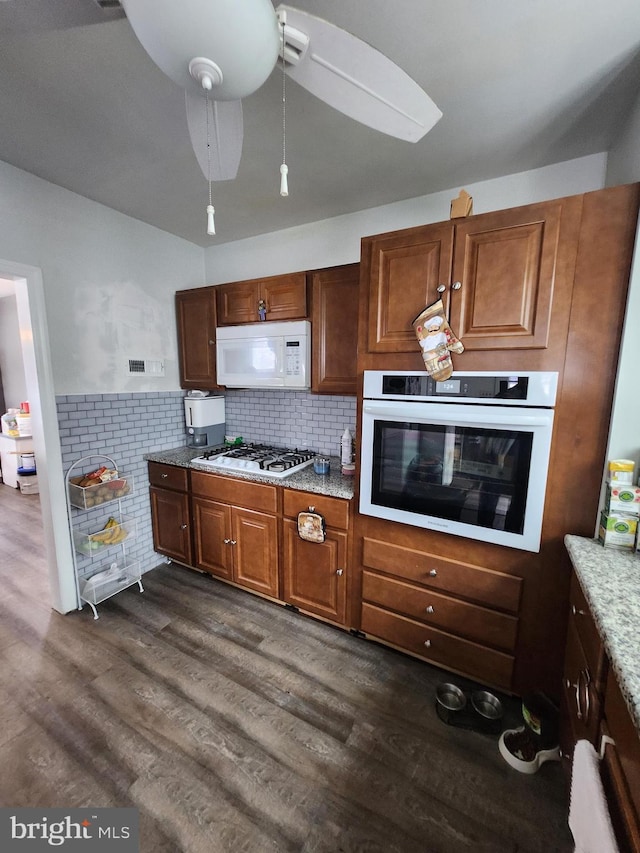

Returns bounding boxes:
[297,511,326,543]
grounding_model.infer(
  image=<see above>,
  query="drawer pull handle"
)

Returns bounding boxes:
[336,569,344,576]
[425,605,434,614]
[424,640,432,648]
[571,604,586,617]
[574,668,591,721]
[428,569,437,577]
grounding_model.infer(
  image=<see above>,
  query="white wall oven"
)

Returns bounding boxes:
[360,371,558,552]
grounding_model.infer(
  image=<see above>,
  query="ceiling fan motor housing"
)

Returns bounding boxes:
[121,0,280,99]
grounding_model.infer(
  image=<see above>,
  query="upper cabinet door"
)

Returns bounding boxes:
[449,201,563,350]
[311,263,359,395]
[365,221,454,352]
[176,288,220,389]
[216,280,261,325]
[216,272,308,324]
[260,272,308,322]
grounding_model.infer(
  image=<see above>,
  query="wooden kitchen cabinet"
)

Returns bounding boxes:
[175,287,221,390]
[282,489,351,625]
[310,263,359,395]
[216,271,308,325]
[149,462,193,565]
[559,572,608,763]
[559,568,640,853]
[361,198,567,355]
[191,471,279,598]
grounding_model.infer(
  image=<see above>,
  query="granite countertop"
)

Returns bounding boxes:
[144,446,355,500]
[564,534,640,731]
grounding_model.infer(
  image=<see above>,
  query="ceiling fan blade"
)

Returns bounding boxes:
[185,91,243,182]
[276,5,442,143]
[0,0,125,36]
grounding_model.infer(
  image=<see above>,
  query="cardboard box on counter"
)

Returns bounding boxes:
[604,484,640,516]
[598,511,638,549]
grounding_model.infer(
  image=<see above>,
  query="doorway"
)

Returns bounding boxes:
[0,260,76,614]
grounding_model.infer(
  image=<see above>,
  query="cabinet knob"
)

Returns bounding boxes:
[224,538,231,544]
[451,281,462,291]
[571,604,586,617]
[424,640,432,648]
[425,605,434,614]
[436,284,446,294]
[161,472,168,479]
[180,523,187,530]
[336,569,344,576]
[230,540,237,546]
[209,339,215,346]
[428,569,437,577]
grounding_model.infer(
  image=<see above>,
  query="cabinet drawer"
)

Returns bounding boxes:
[362,537,522,613]
[361,602,514,690]
[283,489,349,529]
[191,471,278,514]
[362,570,518,652]
[569,572,606,689]
[148,462,189,492]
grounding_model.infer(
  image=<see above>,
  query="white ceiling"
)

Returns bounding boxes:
[1,0,639,248]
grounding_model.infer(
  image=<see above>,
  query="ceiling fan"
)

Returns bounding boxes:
[7,0,442,232]
[117,2,441,174]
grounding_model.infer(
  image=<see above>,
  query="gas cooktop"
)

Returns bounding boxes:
[192,444,316,479]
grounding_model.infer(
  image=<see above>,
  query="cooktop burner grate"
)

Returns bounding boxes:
[193,444,317,478]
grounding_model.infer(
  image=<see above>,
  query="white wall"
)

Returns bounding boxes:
[203,153,607,282]
[604,89,640,470]
[0,160,205,395]
[0,292,28,407]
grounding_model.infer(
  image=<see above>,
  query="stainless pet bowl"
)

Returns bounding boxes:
[471,690,503,721]
[436,682,467,712]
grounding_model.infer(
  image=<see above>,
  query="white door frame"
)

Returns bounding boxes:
[2,259,76,613]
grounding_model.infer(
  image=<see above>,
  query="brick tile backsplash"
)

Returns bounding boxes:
[56,390,357,593]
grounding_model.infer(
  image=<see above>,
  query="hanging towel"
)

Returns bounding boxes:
[568,739,619,853]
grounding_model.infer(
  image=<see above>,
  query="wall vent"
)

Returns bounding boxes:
[128,358,165,377]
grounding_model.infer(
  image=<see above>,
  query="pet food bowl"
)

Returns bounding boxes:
[436,682,467,713]
[471,690,503,721]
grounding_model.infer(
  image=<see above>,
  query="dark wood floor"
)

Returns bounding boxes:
[0,482,573,852]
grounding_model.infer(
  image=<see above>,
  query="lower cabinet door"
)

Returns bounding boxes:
[233,506,279,598]
[283,519,347,624]
[192,497,233,580]
[150,486,192,565]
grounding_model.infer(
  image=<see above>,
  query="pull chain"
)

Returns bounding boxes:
[205,90,215,235]
[280,14,288,196]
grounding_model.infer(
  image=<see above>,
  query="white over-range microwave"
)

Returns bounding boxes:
[359,370,559,552]
[216,320,311,389]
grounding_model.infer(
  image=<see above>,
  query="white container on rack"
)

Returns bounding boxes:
[20,452,36,471]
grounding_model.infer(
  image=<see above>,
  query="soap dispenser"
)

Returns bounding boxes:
[341,428,353,465]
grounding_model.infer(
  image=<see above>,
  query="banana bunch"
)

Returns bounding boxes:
[90,516,128,548]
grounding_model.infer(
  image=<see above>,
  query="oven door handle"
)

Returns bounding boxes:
[362,400,554,428]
